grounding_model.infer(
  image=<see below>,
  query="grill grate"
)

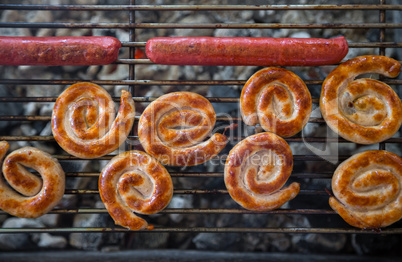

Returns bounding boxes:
[0,1,401,240]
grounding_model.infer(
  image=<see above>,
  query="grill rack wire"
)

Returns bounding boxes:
[0,1,401,237]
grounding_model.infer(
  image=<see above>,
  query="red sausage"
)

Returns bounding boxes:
[0,36,121,66]
[146,36,349,66]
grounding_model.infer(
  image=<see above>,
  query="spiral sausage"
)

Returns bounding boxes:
[99,150,173,230]
[320,55,402,144]
[240,67,312,137]
[224,132,299,211]
[52,82,135,159]
[329,150,402,229]
[0,141,65,218]
[138,92,228,166]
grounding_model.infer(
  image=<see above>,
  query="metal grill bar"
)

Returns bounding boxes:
[116,58,402,65]
[0,96,322,104]
[1,135,401,143]
[0,115,243,121]
[378,0,387,151]
[62,172,333,178]
[0,40,392,49]
[1,79,400,86]
[1,22,401,29]
[31,154,349,162]
[0,96,254,103]
[1,4,401,11]
[0,171,332,179]
[0,152,344,163]
[0,208,335,215]
[0,227,400,234]
[0,79,250,86]
[63,189,328,195]
[0,115,327,123]
[122,41,402,48]
[125,41,402,48]
[128,0,137,153]
[116,58,153,64]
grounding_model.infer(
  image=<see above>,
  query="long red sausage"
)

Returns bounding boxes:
[0,36,121,66]
[146,36,349,66]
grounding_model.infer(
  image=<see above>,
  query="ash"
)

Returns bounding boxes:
[0,0,401,257]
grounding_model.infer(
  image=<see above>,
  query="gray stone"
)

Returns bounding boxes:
[174,14,215,37]
[26,11,53,24]
[37,214,60,227]
[302,123,320,137]
[98,64,129,81]
[290,31,311,38]
[2,217,44,229]
[304,233,347,252]
[207,85,240,114]
[36,233,67,249]
[193,232,238,251]
[24,102,39,116]
[168,196,193,223]
[39,103,55,116]
[69,208,124,251]
[20,124,37,136]
[269,233,292,252]
[0,232,31,251]
[0,218,44,251]
[129,232,170,249]
[69,214,105,250]
[1,10,21,23]
[35,28,55,37]
[0,87,23,131]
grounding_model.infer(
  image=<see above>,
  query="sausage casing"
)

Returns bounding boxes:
[146,36,348,66]
[0,36,121,66]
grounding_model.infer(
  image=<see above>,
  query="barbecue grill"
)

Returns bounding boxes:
[0,1,401,261]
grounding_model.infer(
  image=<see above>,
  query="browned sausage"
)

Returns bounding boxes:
[240,67,312,137]
[146,36,348,66]
[329,150,402,228]
[138,91,227,166]
[320,55,402,144]
[0,36,121,66]
[99,150,173,231]
[224,132,299,211]
[0,141,65,218]
[51,82,135,159]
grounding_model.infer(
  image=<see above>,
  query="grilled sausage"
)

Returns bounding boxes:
[240,67,312,137]
[329,150,402,229]
[99,150,173,231]
[51,82,135,159]
[138,91,227,166]
[0,141,65,218]
[0,36,121,66]
[146,36,348,66]
[320,55,402,144]
[224,132,299,211]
